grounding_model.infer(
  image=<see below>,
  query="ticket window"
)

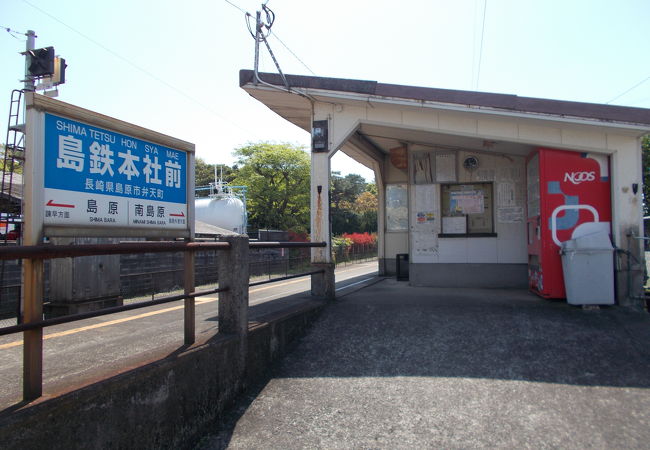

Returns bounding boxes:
[440,183,495,237]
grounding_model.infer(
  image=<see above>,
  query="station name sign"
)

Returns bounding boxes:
[43,113,188,230]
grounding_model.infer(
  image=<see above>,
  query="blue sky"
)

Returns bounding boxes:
[2,0,649,181]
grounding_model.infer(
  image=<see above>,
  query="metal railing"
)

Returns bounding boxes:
[333,243,378,266]
[0,239,326,402]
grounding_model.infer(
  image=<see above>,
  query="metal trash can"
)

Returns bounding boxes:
[560,231,615,305]
[396,253,409,281]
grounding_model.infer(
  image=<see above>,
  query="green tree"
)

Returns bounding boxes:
[643,135,649,216]
[330,174,378,234]
[195,158,238,187]
[355,190,378,233]
[194,158,239,197]
[195,157,216,188]
[232,142,310,232]
[330,172,366,209]
[330,172,368,234]
[0,144,23,174]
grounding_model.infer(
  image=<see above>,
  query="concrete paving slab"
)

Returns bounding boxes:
[199,279,650,449]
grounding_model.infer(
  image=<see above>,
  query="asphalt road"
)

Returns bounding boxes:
[0,261,378,410]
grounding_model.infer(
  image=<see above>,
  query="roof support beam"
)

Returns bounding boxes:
[347,131,385,164]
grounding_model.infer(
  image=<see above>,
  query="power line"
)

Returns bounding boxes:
[270,31,316,76]
[2,26,26,40]
[223,0,249,15]
[471,0,479,89]
[606,74,650,105]
[21,0,260,138]
[224,0,316,76]
[475,0,487,90]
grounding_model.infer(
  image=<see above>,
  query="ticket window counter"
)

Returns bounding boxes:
[439,182,496,238]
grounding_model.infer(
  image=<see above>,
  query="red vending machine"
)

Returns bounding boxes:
[526,148,611,298]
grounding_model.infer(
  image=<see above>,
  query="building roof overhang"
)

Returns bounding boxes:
[240,69,650,134]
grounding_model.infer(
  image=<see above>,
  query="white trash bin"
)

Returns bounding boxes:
[560,230,615,305]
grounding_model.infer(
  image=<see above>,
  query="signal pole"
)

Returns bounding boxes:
[24,30,36,91]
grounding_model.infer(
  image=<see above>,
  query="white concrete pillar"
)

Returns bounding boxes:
[374,159,387,275]
[609,136,646,307]
[310,135,332,264]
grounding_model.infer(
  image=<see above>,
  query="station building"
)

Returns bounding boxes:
[240,70,650,306]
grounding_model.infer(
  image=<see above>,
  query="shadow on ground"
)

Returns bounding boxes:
[200,278,650,449]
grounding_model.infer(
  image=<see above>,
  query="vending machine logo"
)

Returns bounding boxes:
[564,171,596,185]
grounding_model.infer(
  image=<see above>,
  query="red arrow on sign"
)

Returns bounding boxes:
[47,200,75,208]
[170,211,185,217]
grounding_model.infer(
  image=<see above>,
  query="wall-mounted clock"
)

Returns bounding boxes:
[463,156,479,171]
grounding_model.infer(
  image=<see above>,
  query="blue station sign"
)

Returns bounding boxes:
[43,113,188,230]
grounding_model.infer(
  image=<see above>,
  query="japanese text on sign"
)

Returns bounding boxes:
[45,114,186,204]
[43,113,188,230]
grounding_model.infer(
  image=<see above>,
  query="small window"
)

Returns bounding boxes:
[440,183,496,237]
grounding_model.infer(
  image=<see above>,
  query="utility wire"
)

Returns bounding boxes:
[2,26,26,40]
[22,0,260,138]
[471,0,478,89]
[225,0,316,76]
[606,75,650,105]
[475,0,487,90]
[224,0,249,15]
[270,31,316,76]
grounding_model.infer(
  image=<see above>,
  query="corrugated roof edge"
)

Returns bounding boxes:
[239,69,650,127]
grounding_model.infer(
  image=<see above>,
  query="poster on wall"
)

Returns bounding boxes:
[449,190,484,214]
[386,184,408,231]
[411,184,438,263]
[435,153,456,182]
[497,206,524,223]
[442,216,467,234]
[497,182,516,207]
[413,152,433,184]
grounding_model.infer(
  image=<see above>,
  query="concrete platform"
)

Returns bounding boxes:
[200,279,650,449]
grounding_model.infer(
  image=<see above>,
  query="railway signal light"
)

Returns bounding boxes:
[27,46,55,77]
[52,57,66,85]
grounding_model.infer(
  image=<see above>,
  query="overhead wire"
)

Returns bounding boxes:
[606,75,650,105]
[270,31,316,76]
[227,0,316,76]
[21,0,261,138]
[2,26,26,40]
[475,0,487,90]
[224,0,248,15]
[471,0,478,89]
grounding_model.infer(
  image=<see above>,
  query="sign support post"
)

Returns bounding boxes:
[23,93,46,400]
[22,259,43,400]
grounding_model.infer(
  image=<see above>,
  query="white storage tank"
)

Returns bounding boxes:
[195,196,246,234]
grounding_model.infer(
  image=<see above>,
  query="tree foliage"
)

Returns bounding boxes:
[194,157,238,189]
[0,144,23,174]
[231,142,310,232]
[330,172,377,234]
[330,172,366,210]
[354,190,378,232]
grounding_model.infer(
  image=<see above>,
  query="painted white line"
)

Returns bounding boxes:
[335,277,376,291]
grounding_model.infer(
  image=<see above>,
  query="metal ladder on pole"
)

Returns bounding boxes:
[1,89,25,322]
